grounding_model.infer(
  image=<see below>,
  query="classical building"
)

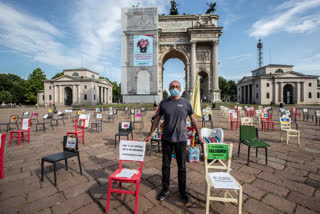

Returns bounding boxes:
[37,68,112,106]
[237,64,320,105]
[121,7,222,103]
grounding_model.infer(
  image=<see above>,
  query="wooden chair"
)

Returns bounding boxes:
[238,125,270,165]
[114,122,133,148]
[241,117,253,126]
[280,117,300,145]
[67,119,85,144]
[105,140,146,214]
[52,111,65,126]
[41,136,82,186]
[260,113,274,132]
[91,113,103,132]
[0,115,19,132]
[230,112,241,130]
[9,119,31,145]
[0,133,7,178]
[203,143,242,214]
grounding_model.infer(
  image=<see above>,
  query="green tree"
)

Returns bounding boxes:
[163,90,169,99]
[219,76,230,95]
[0,73,26,103]
[24,68,46,104]
[0,90,13,103]
[99,77,122,103]
[51,71,64,79]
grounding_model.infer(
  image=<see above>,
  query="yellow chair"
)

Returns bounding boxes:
[280,117,300,145]
[203,143,242,214]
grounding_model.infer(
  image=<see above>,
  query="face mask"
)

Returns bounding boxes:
[169,88,180,97]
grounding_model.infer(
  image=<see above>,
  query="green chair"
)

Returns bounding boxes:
[238,125,270,166]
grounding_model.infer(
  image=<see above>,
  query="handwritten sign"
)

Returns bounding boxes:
[204,114,209,121]
[119,140,145,161]
[136,113,142,118]
[48,109,53,113]
[23,112,29,116]
[22,119,29,130]
[121,122,130,129]
[303,109,308,113]
[66,136,76,150]
[96,114,103,119]
[33,113,38,117]
[207,144,229,160]
[43,114,48,119]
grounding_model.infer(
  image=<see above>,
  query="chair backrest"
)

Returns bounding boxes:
[96,108,100,112]
[280,117,291,130]
[119,122,132,132]
[240,125,258,142]
[79,114,90,128]
[230,112,238,120]
[200,128,224,143]
[63,135,79,153]
[118,140,145,171]
[135,113,142,121]
[32,113,39,118]
[0,134,7,159]
[113,109,117,115]
[57,111,63,116]
[65,109,72,113]
[75,118,86,129]
[203,114,211,121]
[10,115,19,123]
[291,107,297,113]
[96,113,103,120]
[316,111,320,118]
[204,143,233,174]
[21,118,31,130]
[241,117,252,125]
[22,112,29,118]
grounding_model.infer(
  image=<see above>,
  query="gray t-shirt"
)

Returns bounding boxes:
[157,97,194,142]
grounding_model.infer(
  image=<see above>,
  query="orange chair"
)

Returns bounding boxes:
[1,133,7,178]
[10,119,31,145]
[230,112,241,130]
[106,140,146,214]
[67,119,85,144]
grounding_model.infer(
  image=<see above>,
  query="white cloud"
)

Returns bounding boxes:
[0,0,169,82]
[249,0,320,38]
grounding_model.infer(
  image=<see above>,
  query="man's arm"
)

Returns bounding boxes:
[189,114,206,144]
[144,115,161,142]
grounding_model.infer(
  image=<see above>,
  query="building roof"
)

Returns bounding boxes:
[250,64,294,73]
[63,68,100,75]
[44,75,112,86]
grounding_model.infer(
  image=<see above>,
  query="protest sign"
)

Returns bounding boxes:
[119,140,145,162]
[207,144,228,160]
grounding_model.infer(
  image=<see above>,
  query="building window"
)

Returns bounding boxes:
[84,85,87,89]
[275,69,284,73]
[309,82,312,87]
[42,95,45,100]
[49,86,51,89]
[84,94,87,100]
[266,92,270,99]
[256,93,258,99]
[91,74,95,79]
[49,95,52,100]
[318,92,320,99]
[72,72,79,77]
[239,88,240,91]
[94,86,96,89]
[256,84,258,88]
[309,92,312,98]
[94,95,96,100]
[266,83,270,87]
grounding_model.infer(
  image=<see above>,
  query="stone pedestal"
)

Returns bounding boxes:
[211,89,222,103]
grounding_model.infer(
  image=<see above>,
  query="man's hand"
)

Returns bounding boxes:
[144,135,152,143]
[198,136,206,144]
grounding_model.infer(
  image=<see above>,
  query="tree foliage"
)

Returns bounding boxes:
[24,68,46,104]
[52,71,64,79]
[219,76,237,95]
[100,77,122,103]
[163,90,169,99]
[0,73,26,103]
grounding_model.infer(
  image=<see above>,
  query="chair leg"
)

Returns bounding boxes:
[105,177,113,213]
[247,146,251,165]
[10,132,12,145]
[238,188,243,214]
[77,154,82,175]
[41,159,44,181]
[18,133,21,145]
[265,148,268,166]
[238,141,241,157]
[65,159,68,170]
[114,135,117,148]
[206,184,210,214]
[134,181,141,214]
[256,148,258,157]
[53,163,57,186]
[28,131,30,143]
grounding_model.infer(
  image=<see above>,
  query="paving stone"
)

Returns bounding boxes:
[144,205,173,214]
[238,165,262,175]
[242,183,266,200]
[294,205,318,214]
[262,193,296,213]
[287,191,320,212]
[230,170,256,183]
[252,179,289,197]
[257,160,285,170]
[63,180,97,199]
[244,198,282,214]
[72,202,104,214]
[52,193,93,214]
[27,185,57,202]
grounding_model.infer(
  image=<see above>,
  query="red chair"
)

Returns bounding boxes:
[9,119,31,145]
[230,112,241,130]
[67,119,85,144]
[261,113,274,132]
[106,140,146,214]
[291,107,301,119]
[1,133,7,178]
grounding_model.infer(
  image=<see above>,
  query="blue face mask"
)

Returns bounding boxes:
[169,88,180,97]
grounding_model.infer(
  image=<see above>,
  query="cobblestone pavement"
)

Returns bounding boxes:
[0,107,319,214]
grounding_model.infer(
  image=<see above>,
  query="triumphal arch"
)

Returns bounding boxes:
[121,7,223,103]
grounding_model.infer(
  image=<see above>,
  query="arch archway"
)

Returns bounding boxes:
[198,70,210,102]
[64,87,73,105]
[283,84,294,104]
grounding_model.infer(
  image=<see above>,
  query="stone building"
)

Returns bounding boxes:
[37,68,112,106]
[121,7,222,103]
[237,64,320,105]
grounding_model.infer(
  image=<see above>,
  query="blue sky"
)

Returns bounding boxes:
[0,0,320,92]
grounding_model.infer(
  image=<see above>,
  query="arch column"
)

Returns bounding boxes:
[211,40,221,102]
[158,63,163,98]
[190,41,197,96]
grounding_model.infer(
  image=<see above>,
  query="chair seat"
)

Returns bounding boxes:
[10,130,27,134]
[37,121,51,125]
[243,139,270,147]
[110,168,141,181]
[42,152,77,163]
[206,172,240,190]
[115,131,131,136]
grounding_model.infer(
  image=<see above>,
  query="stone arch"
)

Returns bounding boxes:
[159,47,190,98]
[137,70,151,94]
[197,69,210,102]
[283,83,294,104]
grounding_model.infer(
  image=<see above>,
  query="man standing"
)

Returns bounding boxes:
[144,80,205,203]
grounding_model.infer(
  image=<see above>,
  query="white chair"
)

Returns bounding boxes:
[203,143,242,214]
[280,117,300,145]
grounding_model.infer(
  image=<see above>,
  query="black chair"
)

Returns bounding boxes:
[302,109,313,122]
[52,112,65,126]
[41,136,82,186]
[114,122,133,148]
[202,114,213,128]
[315,111,320,126]
[36,114,54,132]
[0,115,19,132]
[133,112,144,129]
[91,113,103,132]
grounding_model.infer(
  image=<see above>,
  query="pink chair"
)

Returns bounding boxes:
[0,133,7,178]
[10,119,31,145]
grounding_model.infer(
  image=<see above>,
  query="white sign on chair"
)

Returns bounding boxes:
[22,119,29,130]
[119,140,145,162]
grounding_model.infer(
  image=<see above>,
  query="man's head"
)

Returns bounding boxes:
[169,80,181,98]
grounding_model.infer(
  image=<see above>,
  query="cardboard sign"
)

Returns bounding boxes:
[43,114,48,119]
[22,119,29,130]
[109,111,113,115]
[232,112,237,119]
[121,122,130,129]
[66,136,76,149]
[78,111,82,115]
[130,109,135,114]
[242,117,251,124]
[11,116,18,122]
[207,144,229,160]
[119,140,145,162]
[96,108,100,112]
[33,113,38,117]
[96,114,103,119]
[23,112,29,116]
[136,113,142,118]
[65,109,72,113]
[57,111,63,115]
[48,109,53,113]
[83,109,87,113]
[204,114,209,121]
[280,118,290,124]
[303,109,308,113]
